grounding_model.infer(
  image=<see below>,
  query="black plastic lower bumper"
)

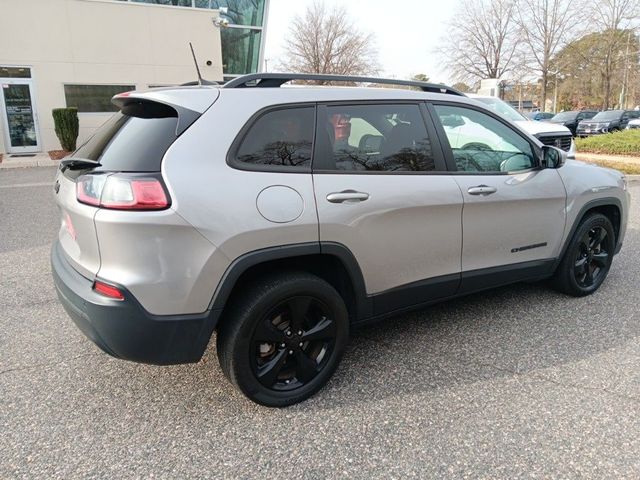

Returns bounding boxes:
[51,240,220,365]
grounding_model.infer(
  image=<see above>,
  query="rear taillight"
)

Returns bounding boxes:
[76,173,170,210]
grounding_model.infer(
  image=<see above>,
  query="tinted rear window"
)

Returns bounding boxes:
[324,104,436,172]
[235,107,315,169]
[73,111,179,172]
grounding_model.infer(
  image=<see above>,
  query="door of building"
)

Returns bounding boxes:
[0,67,41,153]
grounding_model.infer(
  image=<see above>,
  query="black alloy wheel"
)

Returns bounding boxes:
[251,296,336,391]
[552,213,615,297]
[573,226,609,288]
[217,272,349,407]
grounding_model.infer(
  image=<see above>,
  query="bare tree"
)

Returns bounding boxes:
[517,0,579,111]
[590,0,639,108]
[280,1,379,79]
[440,0,521,84]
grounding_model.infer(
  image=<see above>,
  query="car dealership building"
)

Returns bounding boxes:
[0,0,269,155]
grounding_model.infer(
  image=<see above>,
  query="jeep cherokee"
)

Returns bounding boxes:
[51,73,630,407]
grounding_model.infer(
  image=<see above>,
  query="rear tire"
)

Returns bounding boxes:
[552,213,615,296]
[216,271,349,407]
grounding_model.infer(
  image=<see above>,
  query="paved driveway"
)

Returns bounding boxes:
[2,168,639,479]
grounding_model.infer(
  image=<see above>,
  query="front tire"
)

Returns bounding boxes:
[216,272,349,407]
[552,213,615,296]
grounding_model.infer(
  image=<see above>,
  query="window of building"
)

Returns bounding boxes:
[130,0,193,5]
[323,104,436,172]
[119,0,267,24]
[0,66,31,78]
[433,105,536,173]
[235,107,314,169]
[64,85,135,113]
[220,28,261,75]
[197,0,266,26]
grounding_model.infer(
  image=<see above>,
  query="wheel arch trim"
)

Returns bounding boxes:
[209,242,371,320]
[555,196,623,270]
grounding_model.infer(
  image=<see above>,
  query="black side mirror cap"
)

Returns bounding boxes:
[541,145,567,168]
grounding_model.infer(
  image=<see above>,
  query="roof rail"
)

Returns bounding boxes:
[223,73,466,96]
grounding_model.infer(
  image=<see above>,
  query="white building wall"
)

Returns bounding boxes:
[0,0,223,153]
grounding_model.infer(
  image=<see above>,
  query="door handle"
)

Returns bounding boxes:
[326,190,370,203]
[467,185,497,196]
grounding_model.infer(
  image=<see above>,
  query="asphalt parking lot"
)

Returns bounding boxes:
[1,167,639,479]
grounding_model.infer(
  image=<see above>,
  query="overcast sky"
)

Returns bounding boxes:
[263,0,458,84]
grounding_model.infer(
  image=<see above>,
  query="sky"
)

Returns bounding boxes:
[263,0,458,84]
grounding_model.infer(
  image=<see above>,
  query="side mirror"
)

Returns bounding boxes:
[541,145,566,169]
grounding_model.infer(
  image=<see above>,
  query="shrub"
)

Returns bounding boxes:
[575,129,640,156]
[52,108,79,152]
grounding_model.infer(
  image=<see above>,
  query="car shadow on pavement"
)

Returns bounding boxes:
[311,271,638,409]
[161,260,636,411]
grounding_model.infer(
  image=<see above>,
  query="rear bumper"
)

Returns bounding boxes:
[51,240,220,365]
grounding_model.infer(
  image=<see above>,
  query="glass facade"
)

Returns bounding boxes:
[221,28,261,75]
[196,1,265,26]
[116,0,266,76]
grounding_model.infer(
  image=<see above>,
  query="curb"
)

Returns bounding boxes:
[0,156,60,169]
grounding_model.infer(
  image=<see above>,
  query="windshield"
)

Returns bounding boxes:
[592,110,622,121]
[551,111,577,121]
[474,97,527,122]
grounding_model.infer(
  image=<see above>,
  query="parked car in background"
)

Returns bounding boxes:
[549,110,599,136]
[525,111,555,121]
[577,110,640,137]
[626,119,640,130]
[470,95,575,158]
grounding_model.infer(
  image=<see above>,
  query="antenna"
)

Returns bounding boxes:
[189,42,204,86]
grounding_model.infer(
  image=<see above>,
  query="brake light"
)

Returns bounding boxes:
[76,173,169,210]
[93,281,125,300]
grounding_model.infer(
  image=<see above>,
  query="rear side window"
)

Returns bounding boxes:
[235,107,315,169]
[73,103,181,172]
[323,104,435,172]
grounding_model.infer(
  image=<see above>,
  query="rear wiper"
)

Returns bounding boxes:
[60,158,101,172]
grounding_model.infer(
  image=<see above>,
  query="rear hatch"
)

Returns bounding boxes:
[54,87,219,279]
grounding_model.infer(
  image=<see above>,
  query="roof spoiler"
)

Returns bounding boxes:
[111,95,200,136]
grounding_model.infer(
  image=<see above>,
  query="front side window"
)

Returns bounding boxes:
[235,107,314,169]
[323,104,435,172]
[433,105,536,173]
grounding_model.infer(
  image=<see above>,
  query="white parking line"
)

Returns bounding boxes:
[0,182,53,189]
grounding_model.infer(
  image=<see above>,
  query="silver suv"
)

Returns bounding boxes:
[51,73,630,407]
